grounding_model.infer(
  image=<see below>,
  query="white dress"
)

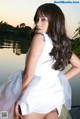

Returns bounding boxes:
[18,33,68,115]
[0,33,72,119]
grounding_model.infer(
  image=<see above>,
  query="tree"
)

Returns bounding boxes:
[0,21,3,24]
[73,21,80,39]
[20,23,26,28]
[72,21,80,57]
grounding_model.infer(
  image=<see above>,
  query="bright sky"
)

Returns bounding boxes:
[0,0,80,38]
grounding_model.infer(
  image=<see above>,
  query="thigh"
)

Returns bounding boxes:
[44,110,59,119]
[23,112,46,119]
[18,106,58,119]
[17,105,46,119]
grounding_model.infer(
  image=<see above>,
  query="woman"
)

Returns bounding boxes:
[0,3,80,119]
[15,3,80,119]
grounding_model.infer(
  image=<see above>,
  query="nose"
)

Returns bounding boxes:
[36,19,41,27]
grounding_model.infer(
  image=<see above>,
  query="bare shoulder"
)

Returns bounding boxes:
[28,33,45,57]
[29,33,45,51]
[33,33,45,42]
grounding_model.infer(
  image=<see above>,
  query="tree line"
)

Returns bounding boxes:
[0,20,80,57]
[0,21,32,40]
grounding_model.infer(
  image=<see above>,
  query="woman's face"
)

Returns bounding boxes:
[35,15,49,33]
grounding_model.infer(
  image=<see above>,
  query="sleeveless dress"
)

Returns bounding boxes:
[0,33,72,119]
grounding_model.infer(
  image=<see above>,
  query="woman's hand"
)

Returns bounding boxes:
[15,101,23,119]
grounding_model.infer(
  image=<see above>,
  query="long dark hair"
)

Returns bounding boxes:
[33,3,72,70]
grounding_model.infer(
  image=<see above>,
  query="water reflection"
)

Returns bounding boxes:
[0,38,31,55]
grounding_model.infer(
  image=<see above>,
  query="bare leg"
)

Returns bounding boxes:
[45,110,59,119]
[22,110,59,119]
[23,112,46,119]
[18,106,58,119]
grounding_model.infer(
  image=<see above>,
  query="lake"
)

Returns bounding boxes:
[0,39,80,118]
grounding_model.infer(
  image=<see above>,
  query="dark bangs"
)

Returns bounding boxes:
[34,5,50,23]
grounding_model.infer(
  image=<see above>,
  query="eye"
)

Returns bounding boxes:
[41,17,48,22]
[41,18,47,21]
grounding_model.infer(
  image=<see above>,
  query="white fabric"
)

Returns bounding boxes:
[58,72,72,110]
[0,71,23,119]
[18,33,65,115]
[0,33,72,118]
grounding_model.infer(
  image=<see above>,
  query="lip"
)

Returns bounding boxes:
[35,28,42,33]
[35,29,42,33]
[36,27,41,30]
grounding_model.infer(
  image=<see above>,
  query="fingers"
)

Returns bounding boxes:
[15,103,18,115]
[15,104,23,119]
[16,114,23,119]
[15,104,19,119]
[18,113,23,119]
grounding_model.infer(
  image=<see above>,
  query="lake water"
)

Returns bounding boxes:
[0,39,80,117]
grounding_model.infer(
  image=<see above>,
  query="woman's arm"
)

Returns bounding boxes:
[22,34,45,93]
[65,53,80,80]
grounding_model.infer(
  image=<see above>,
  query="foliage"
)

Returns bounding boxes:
[0,21,32,39]
[72,21,80,58]
[72,37,80,58]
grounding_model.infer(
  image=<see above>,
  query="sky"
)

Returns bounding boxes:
[0,0,80,38]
